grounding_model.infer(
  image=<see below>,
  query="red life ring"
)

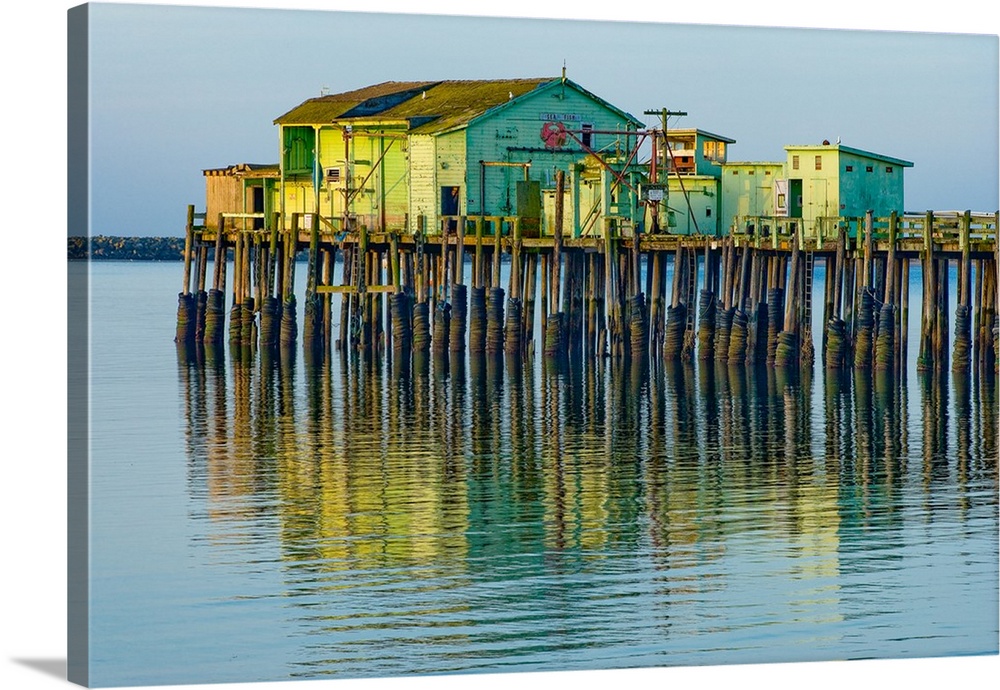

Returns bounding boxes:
[540,121,568,149]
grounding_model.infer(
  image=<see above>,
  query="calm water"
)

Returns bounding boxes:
[88,261,998,687]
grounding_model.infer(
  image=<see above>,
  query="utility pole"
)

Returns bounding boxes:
[643,108,699,235]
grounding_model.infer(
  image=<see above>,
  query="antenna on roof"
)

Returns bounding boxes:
[561,60,567,99]
[320,85,330,96]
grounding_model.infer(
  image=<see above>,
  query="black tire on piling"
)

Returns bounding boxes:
[391,292,412,353]
[450,284,468,353]
[728,309,748,364]
[544,312,564,358]
[228,302,242,347]
[412,301,431,356]
[663,303,686,360]
[994,324,999,373]
[279,295,297,348]
[874,303,895,371]
[259,296,279,348]
[629,293,649,360]
[774,330,799,367]
[853,289,875,369]
[469,286,487,354]
[824,317,846,369]
[505,298,523,356]
[748,302,769,365]
[241,298,256,350]
[697,290,716,361]
[433,301,451,354]
[714,306,735,363]
[951,304,971,372]
[203,288,225,345]
[766,288,783,365]
[486,287,505,354]
[194,290,208,342]
[174,292,196,343]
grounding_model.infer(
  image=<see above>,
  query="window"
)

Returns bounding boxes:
[748,169,755,175]
[732,170,739,175]
[845,165,854,172]
[866,165,873,173]
[706,207,712,218]
[815,156,822,170]
[777,193,787,209]
[717,142,726,159]
[792,155,800,170]
[581,123,593,148]
[886,166,894,173]
[325,167,341,183]
[703,141,716,158]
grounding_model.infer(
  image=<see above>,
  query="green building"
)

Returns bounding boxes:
[271,78,643,236]
[660,129,735,236]
[717,141,914,240]
[720,161,785,233]
[782,143,913,234]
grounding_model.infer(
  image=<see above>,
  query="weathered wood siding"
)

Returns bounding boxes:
[205,174,243,230]
[313,126,409,230]
[465,85,638,218]
[408,135,437,229]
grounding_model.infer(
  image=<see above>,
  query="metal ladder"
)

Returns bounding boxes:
[685,248,698,333]
[803,251,814,326]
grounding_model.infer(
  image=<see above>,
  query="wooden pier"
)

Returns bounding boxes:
[176,206,999,377]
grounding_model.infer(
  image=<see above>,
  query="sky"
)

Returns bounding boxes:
[81,1,999,237]
[2,4,1000,690]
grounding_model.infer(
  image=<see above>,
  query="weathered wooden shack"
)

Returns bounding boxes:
[271,77,644,236]
[203,163,279,231]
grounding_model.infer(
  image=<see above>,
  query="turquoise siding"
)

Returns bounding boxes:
[837,151,905,218]
[464,85,638,219]
[666,177,720,235]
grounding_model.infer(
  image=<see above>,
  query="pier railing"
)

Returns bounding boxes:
[729,211,998,253]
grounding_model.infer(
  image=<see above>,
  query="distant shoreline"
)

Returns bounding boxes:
[68,235,186,261]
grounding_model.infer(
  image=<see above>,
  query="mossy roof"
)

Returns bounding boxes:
[374,78,552,133]
[275,78,642,135]
[273,81,440,125]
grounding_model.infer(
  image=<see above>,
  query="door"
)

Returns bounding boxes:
[789,179,803,218]
[252,185,265,229]
[441,186,460,233]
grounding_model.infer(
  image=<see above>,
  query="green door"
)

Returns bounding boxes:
[789,179,803,218]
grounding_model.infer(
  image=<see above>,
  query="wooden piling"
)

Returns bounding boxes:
[952,211,973,372]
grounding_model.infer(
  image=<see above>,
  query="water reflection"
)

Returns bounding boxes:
[175,342,999,677]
